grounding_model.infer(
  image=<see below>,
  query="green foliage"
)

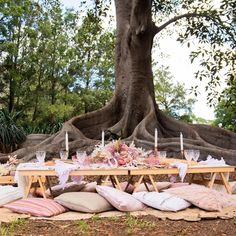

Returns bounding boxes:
[154,66,196,122]
[0,0,115,132]
[213,75,236,132]
[0,108,26,153]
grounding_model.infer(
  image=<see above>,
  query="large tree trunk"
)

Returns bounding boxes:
[1,0,236,164]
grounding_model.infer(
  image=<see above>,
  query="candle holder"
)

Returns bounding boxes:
[154,147,158,157]
[181,149,184,159]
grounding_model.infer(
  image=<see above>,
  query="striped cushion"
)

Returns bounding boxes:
[4,198,66,217]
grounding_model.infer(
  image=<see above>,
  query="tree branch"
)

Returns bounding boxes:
[153,12,205,35]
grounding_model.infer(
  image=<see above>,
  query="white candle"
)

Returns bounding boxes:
[154,128,158,148]
[65,131,69,152]
[180,132,183,151]
[102,130,105,147]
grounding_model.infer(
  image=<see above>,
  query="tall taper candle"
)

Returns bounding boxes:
[102,130,105,147]
[154,128,158,148]
[180,132,183,151]
[65,131,69,152]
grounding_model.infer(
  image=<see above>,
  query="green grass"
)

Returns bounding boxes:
[124,214,156,234]
[76,220,91,235]
[0,218,26,236]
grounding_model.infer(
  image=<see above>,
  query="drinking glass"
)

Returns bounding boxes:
[192,150,200,162]
[184,149,194,165]
[36,150,46,164]
[158,151,167,160]
[76,151,87,166]
[60,150,68,161]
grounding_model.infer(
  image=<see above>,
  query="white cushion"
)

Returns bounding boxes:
[133,191,191,212]
[0,186,23,206]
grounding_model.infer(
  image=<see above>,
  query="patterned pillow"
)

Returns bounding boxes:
[55,192,114,213]
[4,198,66,217]
[96,185,145,212]
[165,184,236,211]
[0,186,23,206]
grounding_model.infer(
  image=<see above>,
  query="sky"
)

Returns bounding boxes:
[60,0,216,120]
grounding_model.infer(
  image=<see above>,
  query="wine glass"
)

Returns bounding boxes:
[60,150,68,161]
[158,151,167,160]
[36,150,46,164]
[184,149,194,166]
[76,151,87,166]
[192,150,200,162]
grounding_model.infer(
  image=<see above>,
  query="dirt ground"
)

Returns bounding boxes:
[1,215,236,236]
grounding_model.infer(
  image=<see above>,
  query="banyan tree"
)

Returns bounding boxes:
[1,0,236,164]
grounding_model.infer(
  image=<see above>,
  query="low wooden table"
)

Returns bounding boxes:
[129,165,236,194]
[18,167,129,198]
[0,175,15,185]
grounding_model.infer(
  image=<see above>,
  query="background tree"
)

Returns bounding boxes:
[1,0,236,164]
[0,0,115,136]
[154,66,196,122]
[213,75,236,132]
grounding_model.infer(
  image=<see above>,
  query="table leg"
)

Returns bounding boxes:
[133,175,144,193]
[148,175,158,192]
[208,172,216,188]
[219,172,232,194]
[24,176,34,198]
[143,178,150,192]
[113,175,122,190]
[37,176,47,199]
[124,176,133,192]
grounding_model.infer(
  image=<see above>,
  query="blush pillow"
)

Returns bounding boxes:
[133,191,191,211]
[45,182,86,197]
[0,186,23,206]
[4,198,66,217]
[165,184,236,211]
[55,192,114,213]
[135,182,171,192]
[96,185,145,212]
[80,181,98,193]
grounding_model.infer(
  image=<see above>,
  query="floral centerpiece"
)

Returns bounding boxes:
[0,155,19,176]
[89,140,146,167]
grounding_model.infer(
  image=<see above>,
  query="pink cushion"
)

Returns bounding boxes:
[45,182,86,197]
[80,182,97,193]
[135,182,171,192]
[96,185,145,212]
[170,183,189,188]
[165,184,236,211]
[4,198,66,217]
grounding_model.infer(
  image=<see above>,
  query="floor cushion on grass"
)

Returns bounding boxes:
[55,192,114,213]
[80,181,97,192]
[165,184,236,211]
[0,186,23,206]
[4,198,66,217]
[96,185,145,212]
[44,181,86,197]
[133,191,191,212]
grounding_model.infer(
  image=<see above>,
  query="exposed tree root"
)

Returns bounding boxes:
[1,96,236,165]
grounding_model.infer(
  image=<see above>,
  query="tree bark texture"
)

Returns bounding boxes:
[1,0,236,164]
